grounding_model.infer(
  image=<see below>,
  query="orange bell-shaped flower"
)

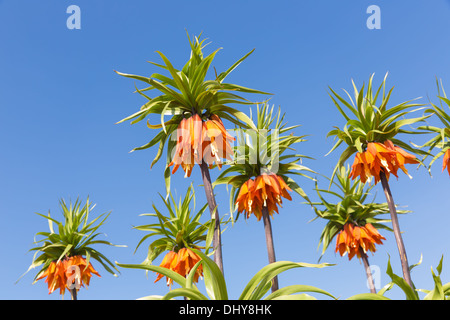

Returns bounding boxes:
[335,223,386,261]
[154,248,203,286]
[349,140,419,184]
[236,173,292,221]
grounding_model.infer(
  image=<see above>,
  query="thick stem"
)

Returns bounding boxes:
[199,161,224,275]
[360,247,376,294]
[261,206,279,293]
[70,288,77,300]
[379,171,413,289]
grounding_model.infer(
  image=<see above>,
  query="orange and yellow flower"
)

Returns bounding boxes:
[154,248,203,286]
[235,173,292,221]
[36,255,100,295]
[169,114,235,177]
[202,114,235,169]
[349,140,419,184]
[335,223,386,260]
[442,149,450,176]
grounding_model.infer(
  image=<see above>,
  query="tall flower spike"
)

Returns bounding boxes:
[326,75,428,289]
[22,198,121,299]
[216,103,315,293]
[116,33,269,274]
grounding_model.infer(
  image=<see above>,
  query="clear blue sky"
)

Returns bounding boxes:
[1,0,449,300]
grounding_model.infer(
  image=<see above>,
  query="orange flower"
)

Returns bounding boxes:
[65,255,101,290]
[236,173,292,221]
[169,115,202,178]
[335,223,386,260]
[442,149,450,176]
[154,248,203,286]
[36,255,100,295]
[235,179,262,217]
[154,250,179,286]
[169,114,234,177]
[36,259,67,295]
[349,140,419,184]
[202,114,235,169]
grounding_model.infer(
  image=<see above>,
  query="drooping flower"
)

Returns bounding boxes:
[154,251,179,286]
[36,255,100,295]
[349,140,419,184]
[442,149,450,176]
[202,114,235,169]
[65,255,101,290]
[154,248,203,286]
[168,114,235,177]
[235,179,261,217]
[174,248,203,282]
[168,115,201,178]
[36,259,67,295]
[235,173,292,221]
[335,223,386,260]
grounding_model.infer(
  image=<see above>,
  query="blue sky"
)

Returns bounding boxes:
[1,0,450,300]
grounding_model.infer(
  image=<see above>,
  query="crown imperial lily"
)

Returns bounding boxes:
[335,223,386,261]
[116,33,269,273]
[21,198,121,300]
[154,248,203,286]
[36,255,101,295]
[216,103,315,293]
[168,113,235,177]
[236,173,292,221]
[326,74,428,289]
[349,140,419,184]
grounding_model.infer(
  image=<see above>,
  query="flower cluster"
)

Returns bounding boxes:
[335,223,386,260]
[235,173,292,221]
[155,248,203,286]
[349,140,419,184]
[36,255,100,295]
[169,114,235,177]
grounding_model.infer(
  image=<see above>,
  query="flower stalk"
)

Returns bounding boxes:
[261,206,279,292]
[200,161,224,274]
[359,248,376,294]
[379,171,413,289]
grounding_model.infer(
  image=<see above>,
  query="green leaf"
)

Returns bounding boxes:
[193,249,228,300]
[264,284,336,300]
[116,262,187,287]
[239,261,333,300]
[385,256,419,300]
[346,293,391,300]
